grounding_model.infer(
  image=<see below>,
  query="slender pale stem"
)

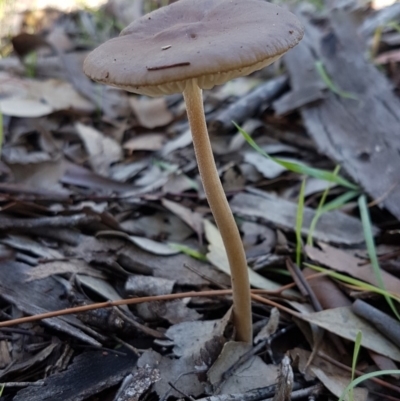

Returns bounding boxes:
[183,79,252,343]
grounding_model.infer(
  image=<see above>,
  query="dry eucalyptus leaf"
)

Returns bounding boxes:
[273,356,293,401]
[0,98,53,118]
[300,306,400,362]
[123,133,165,152]
[305,243,400,294]
[129,235,179,256]
[290,348,368,401]
[125,275,175,297]
[162,173,198,194]
[136,299,202,324]
[231,192,373,245]
[30,79,94,113]
[204,219,296,294]
[304,177,337,197]
[129,97,174,129]
[208,341,278,394]
[244,152,288,179]
[123,210,193,242]
[114,365,160,401]
[26,260,106,282]
[254,307,280,344]
[222,166,245,192]
[8,158,67,190]
[161,129,192,156]
[166,308,232,359]
[0,260,101,346]
[123,134,165,152]
[153,354,204,398]
[143,317,228,395]
[75,122,122,176]
[1,235,63,260]
[76,274,129,313]
[162,198,203,237]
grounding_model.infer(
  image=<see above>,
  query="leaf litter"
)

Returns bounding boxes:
[0,1,399,401]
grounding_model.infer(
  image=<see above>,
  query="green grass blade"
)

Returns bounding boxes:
[235,123,358,190]
[307,166,340,246]
[305,263,400,303]
[307,190,359,246]
[350,331,362,401]
[339,370,400,401]
[358,195,400,320]
[168,243,207,261]
[295,179,306,266]
[318,190,359,214]
[315,61,358,100]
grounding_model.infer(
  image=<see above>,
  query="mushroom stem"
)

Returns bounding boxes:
[183,78,252,343]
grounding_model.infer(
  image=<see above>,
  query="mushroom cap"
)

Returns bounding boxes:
[83,0,303,97]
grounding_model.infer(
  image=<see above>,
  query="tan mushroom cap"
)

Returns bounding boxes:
[83,0,303,97]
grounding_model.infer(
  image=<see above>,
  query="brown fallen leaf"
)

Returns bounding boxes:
[123,133,165,152]
[75,122,122,176]
[299,306,400,362]
[305,243,400,295]
[208,341,278,394]
[129,96,174,129]
[290,348,368,401]
[25,260,106,282]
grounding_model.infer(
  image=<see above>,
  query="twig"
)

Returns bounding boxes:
[0,273,326,328]
[184,263,228,289]
[209,75,288,135]
[0,382,45,387]
[0,214,99,230]
[318,352,400,395]
[0,288,301,328]
[194,384,322,401]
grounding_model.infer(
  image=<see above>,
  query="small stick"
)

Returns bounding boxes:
[147,62,190,70]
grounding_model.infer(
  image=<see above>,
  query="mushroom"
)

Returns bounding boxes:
[83,0,303,343]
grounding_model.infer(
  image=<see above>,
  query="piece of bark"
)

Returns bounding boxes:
[284,10,400,220]
[0,214,99,230]
[273,82,325,115]
[209,75,288,135]
[13,349,137,401]
[359,2,400,38]
[305,244,400,295]
[303,267,351,309]
[0,261,101,346]
[230,191,374,245]
[352,299,400,348]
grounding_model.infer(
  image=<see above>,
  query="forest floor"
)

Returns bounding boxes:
[0,0,400,400]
